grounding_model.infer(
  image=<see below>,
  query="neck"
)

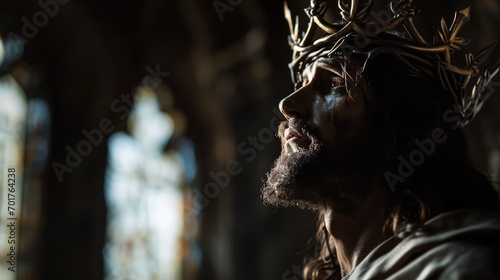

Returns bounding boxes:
[322,178,391,277]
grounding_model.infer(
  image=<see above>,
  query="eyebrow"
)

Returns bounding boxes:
[315,58,344,77]
[301,60,344,83]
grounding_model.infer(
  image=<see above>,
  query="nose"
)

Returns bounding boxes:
[279,85,310,120]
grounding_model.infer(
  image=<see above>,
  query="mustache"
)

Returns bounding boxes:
[278,119,319,141]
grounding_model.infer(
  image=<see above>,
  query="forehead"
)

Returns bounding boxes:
[302,57,345,81]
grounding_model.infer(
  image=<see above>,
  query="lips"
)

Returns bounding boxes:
[284,127,303,142]
[284,127,311,152]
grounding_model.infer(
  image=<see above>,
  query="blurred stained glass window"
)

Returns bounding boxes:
[104,87,199,280]
[18,98,51,278]
[0,74,27,280]
[0,34,50,279]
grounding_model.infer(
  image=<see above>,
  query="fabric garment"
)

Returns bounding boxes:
[343,208,500,280]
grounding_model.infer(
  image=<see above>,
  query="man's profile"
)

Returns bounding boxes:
[261,0,500,279]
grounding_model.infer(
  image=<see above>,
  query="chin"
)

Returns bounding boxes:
[261,136,370,213]
[261,134,326,210]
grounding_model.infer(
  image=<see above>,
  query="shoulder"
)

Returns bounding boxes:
[402,208,500,279]
[349,208,500,280]
[436,239,500,279]
[401,237,500,279]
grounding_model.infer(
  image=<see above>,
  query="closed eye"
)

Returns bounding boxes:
[313,68,347,95]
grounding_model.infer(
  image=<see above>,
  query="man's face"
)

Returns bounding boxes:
[262,57,377,210]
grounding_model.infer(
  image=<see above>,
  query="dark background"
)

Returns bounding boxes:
[0,0,499,279]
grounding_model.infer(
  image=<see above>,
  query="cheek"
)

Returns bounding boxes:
[339,94,367,125]
[311,93,343,143]
[322,92,370,145]
[339,94,371,141]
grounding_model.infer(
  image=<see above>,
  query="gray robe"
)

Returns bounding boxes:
[343,208,500,280]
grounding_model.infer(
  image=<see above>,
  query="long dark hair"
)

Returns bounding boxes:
[302,52,500,280]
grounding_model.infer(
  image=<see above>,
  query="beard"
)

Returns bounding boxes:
[261,118,381,211]
[261,119,329,210]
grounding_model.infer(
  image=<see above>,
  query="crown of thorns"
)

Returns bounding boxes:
[285,0,499,127]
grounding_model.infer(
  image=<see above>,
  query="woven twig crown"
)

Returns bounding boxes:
[285,0,499,127]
